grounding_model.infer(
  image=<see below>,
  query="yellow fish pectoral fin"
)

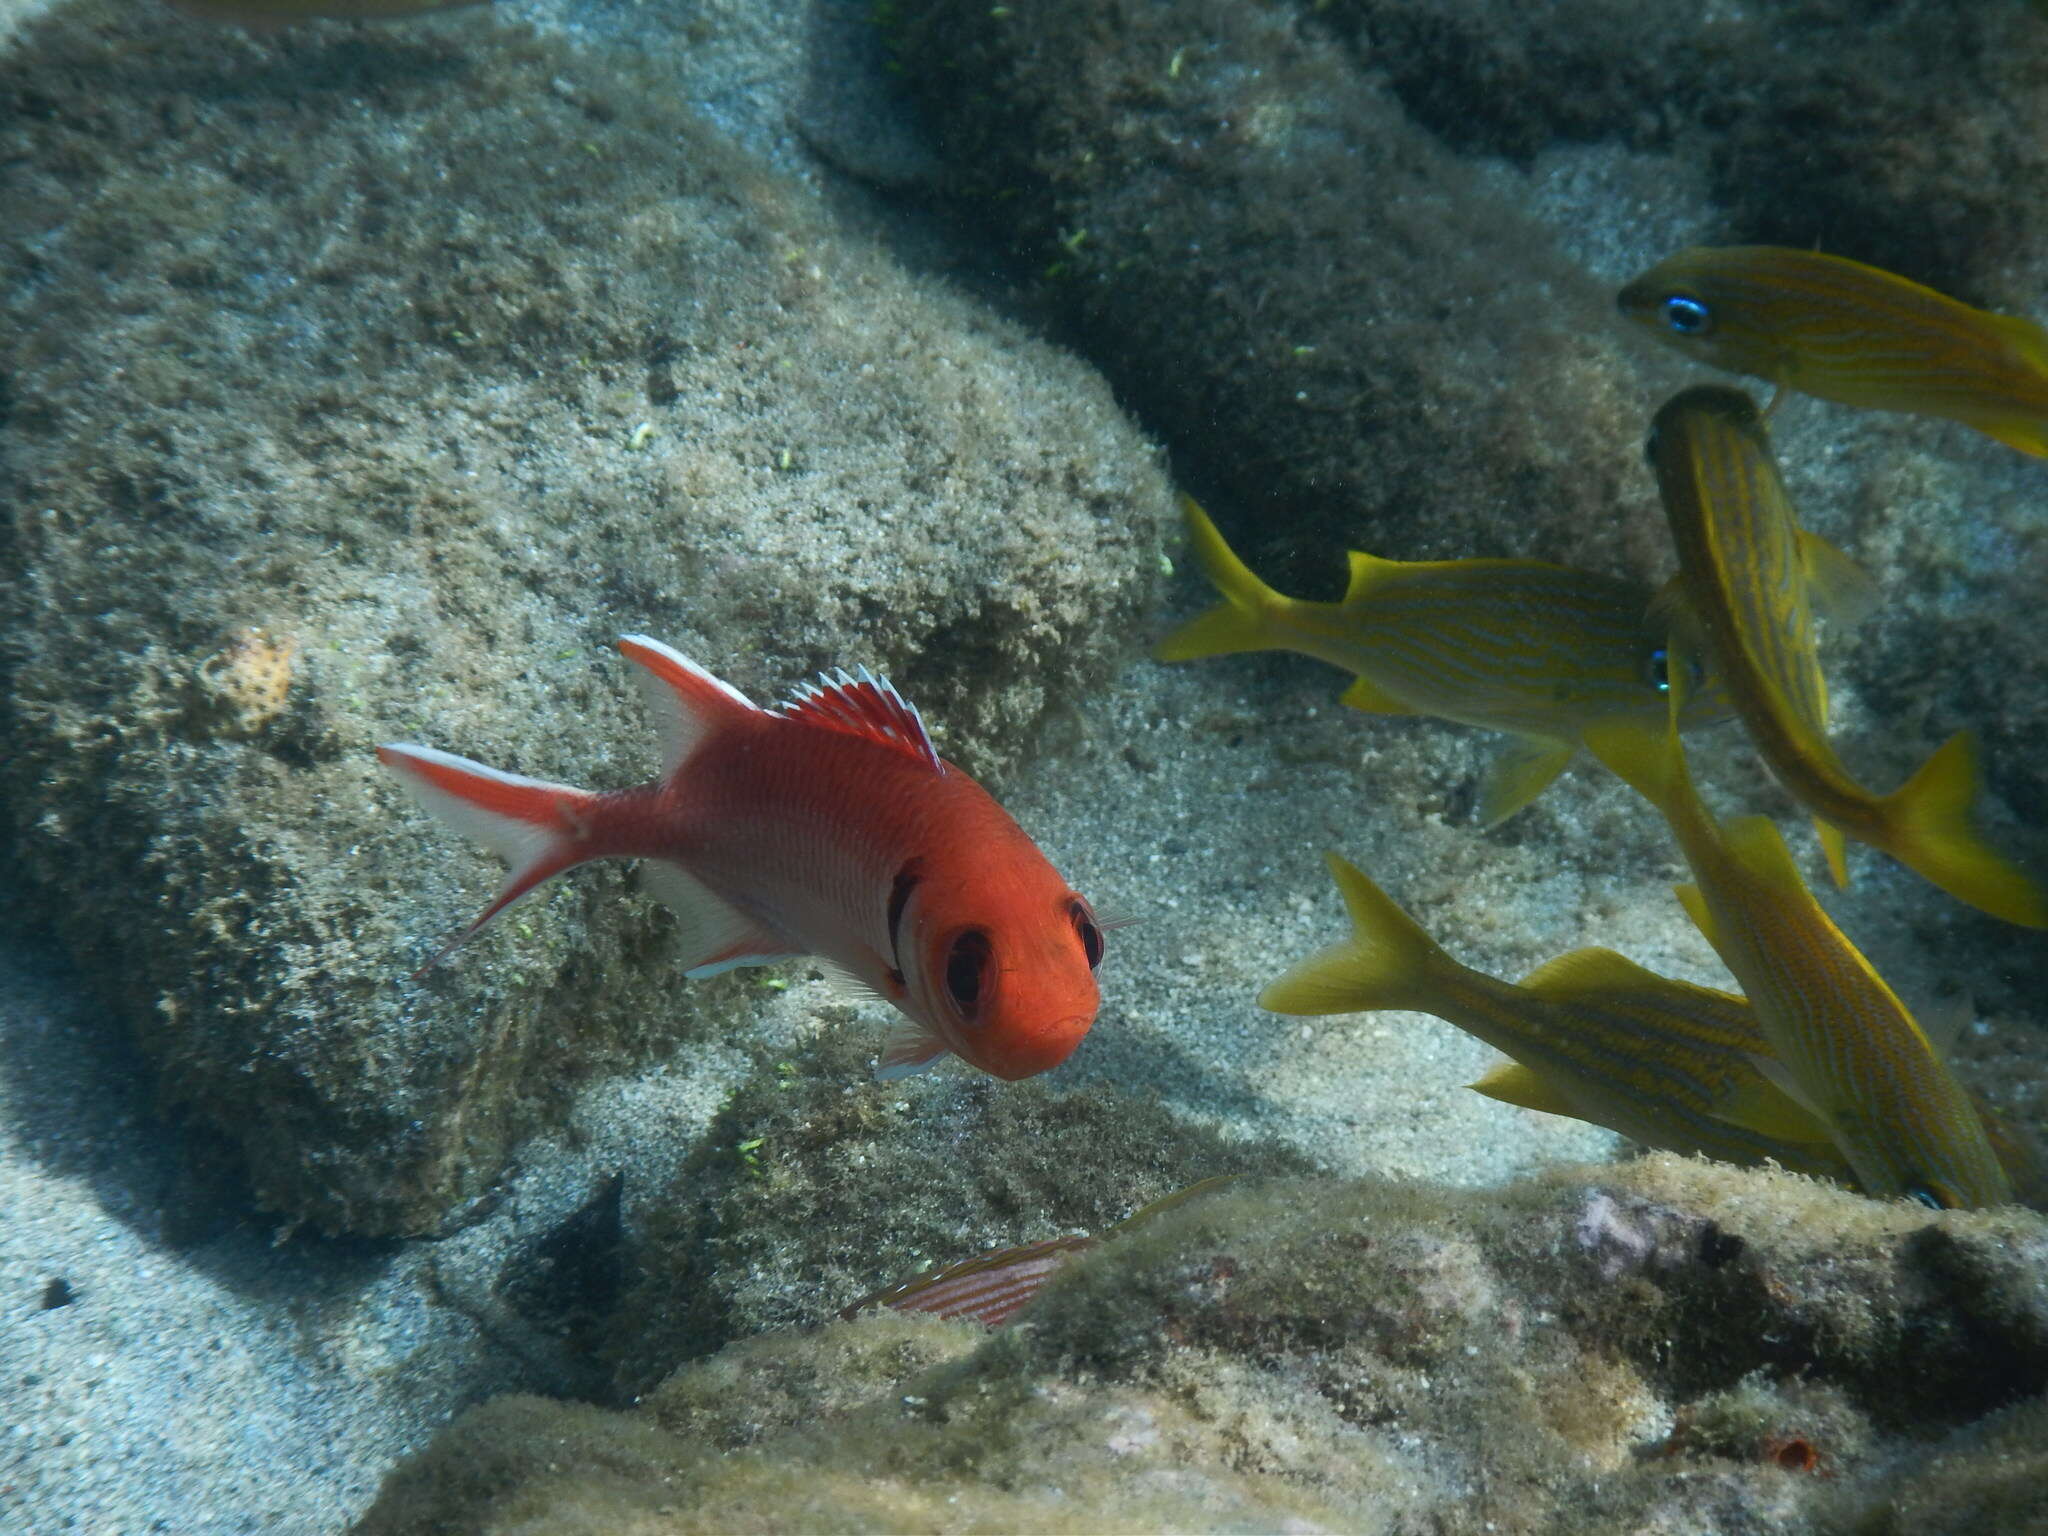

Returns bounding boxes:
[1475,736,1576,828]
[1672,882,1725,950]
[1880,731,2048,928]
[1797,530,1879,629]
[1814,817,1852,890]
[1711,1064,1835,1144]
[1469,1060,1581,1119]
[1339,675,1417,715]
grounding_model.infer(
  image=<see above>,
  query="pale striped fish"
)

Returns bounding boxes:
[1153,497,1731,828]
[1647,387,2045,926]
[1585,711,2014,1211]
[843,1178,1239,1327]
[1620,246,2048,457]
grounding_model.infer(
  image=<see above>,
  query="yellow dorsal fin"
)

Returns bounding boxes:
[1469,1060,1580,1118]
[1798,530,1879,629]
[1515,945,1663,1000]
[1338,675,1416,715]
[1342,549,1398,605]
[1476,736,1575,828]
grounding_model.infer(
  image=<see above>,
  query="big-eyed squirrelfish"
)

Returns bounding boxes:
[1585,708,2013,1211]
[1152,496,1730,828]
[380,637,1107,1081]
[1619,245,2048,457]
[1647,385,2045,926]
[1262,852,2043,1200]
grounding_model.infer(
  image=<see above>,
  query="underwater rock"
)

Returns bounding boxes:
[603,1028,1317,1399]
[354,1155,2048,1534]
[0,0,1174,1235]
[892,0,1669,589]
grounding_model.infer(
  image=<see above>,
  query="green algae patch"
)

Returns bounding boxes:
[356,1155,2048,1534]
[0,0,1174,1236]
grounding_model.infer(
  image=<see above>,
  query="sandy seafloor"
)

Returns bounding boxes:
[5,0,2046,1531]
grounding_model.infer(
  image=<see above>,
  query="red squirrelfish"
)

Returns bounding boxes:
[378,636,1107,1081]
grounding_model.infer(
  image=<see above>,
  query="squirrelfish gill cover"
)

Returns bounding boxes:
[1647,385,2045,927]
[1585,714,2012,1212]
[379,637,1107,1081]
[1619,245,2048,457]
[1153,496,1729,828]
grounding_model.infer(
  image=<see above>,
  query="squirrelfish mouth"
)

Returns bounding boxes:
[988,1015,1095,1081]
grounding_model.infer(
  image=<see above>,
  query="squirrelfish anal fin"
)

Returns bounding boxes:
[778,667,944,773]
[1476,736,1576,829]
[637,859,797,978]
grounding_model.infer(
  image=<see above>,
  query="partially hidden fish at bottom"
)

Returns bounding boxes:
[1584,710,2013,1211]
[1152,496,1730,828]
[1260,853,2042,1202]
[379,636,1107,1081]
[1646,385,2045,926]
[842,1177,1240,1327]
[1619,245,2048,457]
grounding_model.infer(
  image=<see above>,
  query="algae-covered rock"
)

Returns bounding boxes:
[893,0,1668,590]
[0,0,1173,1235]
[355,1156,2048,1534]
[605,1027,1317,1398]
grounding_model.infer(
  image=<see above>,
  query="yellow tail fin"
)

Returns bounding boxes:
[1259,853,1447,1016]
[1879,731,2048,928]
[1151,496,1285,662]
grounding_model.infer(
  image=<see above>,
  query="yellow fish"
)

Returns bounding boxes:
[1261,852,1855,1181]
[1153,496,1729,827]
[1262,854,2045,1201]
[1619,245,2048,457]
[1584,709,2013,1211]
[1646,386,2045,926]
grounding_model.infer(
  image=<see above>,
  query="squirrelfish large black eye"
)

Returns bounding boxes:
[945,930,992,1017]
[1070,900,1104,970]
[1662,294,1713,336]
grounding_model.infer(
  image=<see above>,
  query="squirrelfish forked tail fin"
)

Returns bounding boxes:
[1877,731,2048,928]
[1259,853,1449,1016]
[377,744,605,975]
[1152,496,1286,662]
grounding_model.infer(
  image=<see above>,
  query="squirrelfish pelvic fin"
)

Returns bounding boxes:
[1647,388,2046,927]
[1153,496,1730,823]
[1582,717,2014,1210]
[381,635,1107,1083]
[1263,855,1850,1179]
[1620,245,2048,457]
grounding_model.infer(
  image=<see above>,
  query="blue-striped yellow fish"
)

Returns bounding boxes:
[1153,496,1729,827]
[1261,853,2045,1202]
[1585,709,2013,1211]
[1648,386,2044,926]
[1619,246,2048,457]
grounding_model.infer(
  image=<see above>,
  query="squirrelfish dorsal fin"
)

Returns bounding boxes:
[779,667,944,773]
[1469,1060,1580,1118]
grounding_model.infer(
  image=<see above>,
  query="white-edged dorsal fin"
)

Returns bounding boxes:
[778,666,943,773]
[617,635,762,777]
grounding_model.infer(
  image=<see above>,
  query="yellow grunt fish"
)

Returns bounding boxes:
[1153,496,1730,827]
[1647,386,2045,926]
[1619,245,2048,457]
[1260,852,1857,1181]
[1585,709,2013,1211]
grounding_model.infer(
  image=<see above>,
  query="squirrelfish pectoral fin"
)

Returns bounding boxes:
[1797,531,1880,629]
[1476,736,1576,828]
[639,860,798,977]
[1338,675,1417,715]
[1815,818,1852,890]
[876,1020,951,1080]
[1469,1060,1580,1118]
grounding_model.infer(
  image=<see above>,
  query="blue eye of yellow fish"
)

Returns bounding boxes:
[1662,295,1714,336]
[1646,647,1671,694]
[1907,1187,1945,1211]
